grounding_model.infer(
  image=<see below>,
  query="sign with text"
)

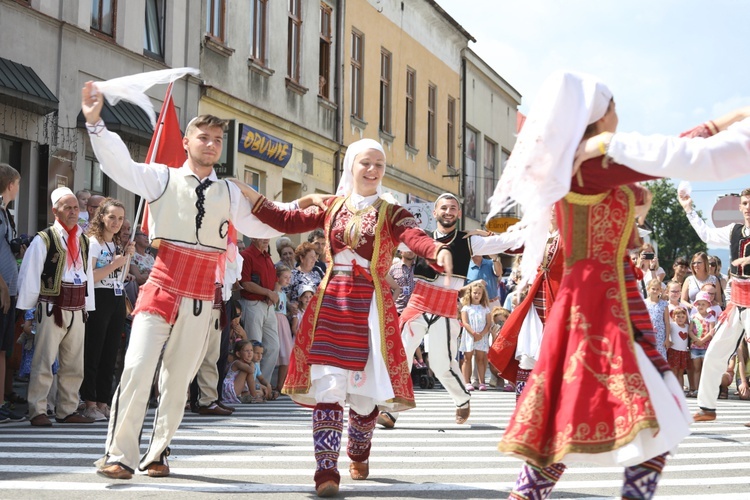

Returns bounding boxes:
[238,124,292,167]
[486,216,520,234]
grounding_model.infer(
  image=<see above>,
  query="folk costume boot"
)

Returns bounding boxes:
[509,461,567,500]
[621,453,667,500]
[346,407,378,480]
[516,368,531,403]
[312,403,344,497]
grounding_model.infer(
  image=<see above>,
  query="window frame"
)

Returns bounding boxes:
[205,0,226,43]
[405,68,416,148]
[379,49,392,134]
[318,3,332,98]
[447,96,456,168]
[427,83,437,158]
[144,0,165,59]
[483,138,497,214]
[91,0,117,38]
[350,30,365,120]
[287,0,302,82]
[250,0,268,64]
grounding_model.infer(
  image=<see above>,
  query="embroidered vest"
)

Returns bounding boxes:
[730,223,750,277]
[414,229,472,281]
[148,170,232,251]
[37,227,90,296]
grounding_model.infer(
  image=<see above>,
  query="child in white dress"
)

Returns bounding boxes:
[459,281,492,391]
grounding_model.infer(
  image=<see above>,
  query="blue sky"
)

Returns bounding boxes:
[438,0,750,258]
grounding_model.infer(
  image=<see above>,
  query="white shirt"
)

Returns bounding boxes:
[17,221,96,311]
[87,124,283,247]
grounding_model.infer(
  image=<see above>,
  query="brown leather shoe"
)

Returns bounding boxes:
[744,422,750,428]
[30,414,52,427]
[55,411,95,424]
[693,409,717,422]
[315,479,339,497]
[349,460,369,480]
[97,464,133,480]
[147,462,170,477]
[198,403,232,416]
[376,412,395,429]
[455,403,470,424]
[215,401,235,414]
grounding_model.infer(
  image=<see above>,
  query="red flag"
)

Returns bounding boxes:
[140,82,186,234]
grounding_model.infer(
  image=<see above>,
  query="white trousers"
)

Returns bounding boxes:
[195,308,222,406]
[27,306,85,419]
[98,297,213,472]
[312,368,378,415]
[698,306,750,411]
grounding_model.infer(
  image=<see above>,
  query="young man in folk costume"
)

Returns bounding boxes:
[377,192,525,429]
[17,187,96,426]
[232,138,453,497]
[678,187,750,423]
[81,81,287,479]
[493,70,750,500]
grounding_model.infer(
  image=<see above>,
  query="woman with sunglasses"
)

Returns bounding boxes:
[681,252,718,304]
[708,256,728,308]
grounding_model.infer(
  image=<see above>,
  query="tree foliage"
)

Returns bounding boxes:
[643,179,707,264]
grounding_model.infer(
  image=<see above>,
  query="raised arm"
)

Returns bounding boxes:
[678,193,733,247]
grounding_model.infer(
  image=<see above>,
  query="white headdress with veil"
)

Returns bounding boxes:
[336,138,386,198]
[485,71,613,283]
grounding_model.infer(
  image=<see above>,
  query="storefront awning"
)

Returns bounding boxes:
[0,57,59,115]
[77,100,154,142]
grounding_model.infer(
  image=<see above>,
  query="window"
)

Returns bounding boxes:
[84,158,109,195]
[464,128,477,219]
[250,0,268,64]
[319,4,332,98]
[91,0,116,36]
[206,0,225,41]
[427,84,437,158]
[447,96,456,168]
[405,68,416,147]
[350,31,364,119]
[144,0,165,58]
[483,139,497,213]
[379,49,392,134]
[287,0,302,82]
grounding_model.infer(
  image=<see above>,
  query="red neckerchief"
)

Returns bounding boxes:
[64,223,80,270]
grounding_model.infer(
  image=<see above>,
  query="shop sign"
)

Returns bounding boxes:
[238,124,292,167]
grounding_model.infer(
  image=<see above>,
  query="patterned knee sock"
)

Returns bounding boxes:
[516,369,531,402]
[622,453,667,500]
[347,406,379,463]
[312,402,344,488]
[509,462,567,500]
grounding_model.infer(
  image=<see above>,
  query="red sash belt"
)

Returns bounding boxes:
[400,280,458,332]
[40,282,86,327]
[731,279,750,308]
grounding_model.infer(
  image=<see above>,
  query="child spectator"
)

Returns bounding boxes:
[222,340,262,404]
[644,278,669,359]
[227,300,247,364]
[274,265,293,394]
[290,284,315,336]
[666,306,690,389]
[459,281,492,392]
[489,307,511,390]
[689,291,716,395]
[665,280,692,313]
[250,341,274,400]
[697,283,723,319]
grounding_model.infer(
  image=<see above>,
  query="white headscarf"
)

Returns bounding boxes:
[486,71,613,283]
[336,139,386,197]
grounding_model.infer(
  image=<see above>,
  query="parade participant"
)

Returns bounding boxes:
[677,189,750,422]
[488,223,562,402]
[377,193,525,429]
[231,138,453,497]
[81,81,285,480]
[486,70,698,500]
[17,187,96,426]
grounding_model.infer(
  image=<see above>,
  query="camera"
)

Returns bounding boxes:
[642,252,655,260]
[10,234,31,255]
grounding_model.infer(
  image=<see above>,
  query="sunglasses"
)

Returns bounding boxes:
[709,262,717,267]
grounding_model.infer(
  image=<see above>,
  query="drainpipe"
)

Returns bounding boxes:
[460,54,467,229]
[333,0,344,193]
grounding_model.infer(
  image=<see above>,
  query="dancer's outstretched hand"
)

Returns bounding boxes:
[573,131,613,175]
[81,81,104,124]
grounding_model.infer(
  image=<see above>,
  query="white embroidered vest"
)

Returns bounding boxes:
[148,171,231,251]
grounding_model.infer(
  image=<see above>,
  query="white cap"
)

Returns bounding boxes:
[51,187,74,206]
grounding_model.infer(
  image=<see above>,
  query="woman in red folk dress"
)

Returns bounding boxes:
[486,71,694,500]
[232,139,452,497]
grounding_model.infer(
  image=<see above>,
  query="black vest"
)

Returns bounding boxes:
[730,224,750,277]
[414,229,473,282]
[37,227,90,296]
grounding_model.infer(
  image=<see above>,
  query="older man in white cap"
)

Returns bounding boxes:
[17,187,96,426]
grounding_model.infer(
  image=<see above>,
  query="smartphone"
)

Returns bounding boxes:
[642,252,655,260]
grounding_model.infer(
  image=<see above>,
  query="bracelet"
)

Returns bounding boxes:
[598,139,608,156]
